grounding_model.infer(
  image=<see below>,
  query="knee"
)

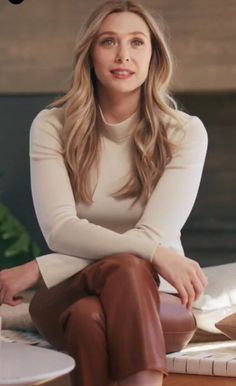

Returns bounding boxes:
[59,295,105,333]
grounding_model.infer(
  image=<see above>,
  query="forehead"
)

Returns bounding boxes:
[98,11,150,36]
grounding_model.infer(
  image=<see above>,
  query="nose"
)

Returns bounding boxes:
[115,43,130,63]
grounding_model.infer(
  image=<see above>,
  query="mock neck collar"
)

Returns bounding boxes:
[97,105,139,143]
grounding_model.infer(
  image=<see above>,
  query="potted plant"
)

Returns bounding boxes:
[0,172,41,269]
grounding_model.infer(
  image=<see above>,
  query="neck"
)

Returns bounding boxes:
[97,87,140,124]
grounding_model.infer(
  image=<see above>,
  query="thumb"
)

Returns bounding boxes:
[7,296,23,307]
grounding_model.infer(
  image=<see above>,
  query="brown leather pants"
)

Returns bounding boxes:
[29,253,196,386]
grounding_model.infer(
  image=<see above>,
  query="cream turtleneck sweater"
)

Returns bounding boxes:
[29,105,208,289]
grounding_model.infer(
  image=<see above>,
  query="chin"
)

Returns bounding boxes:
[100,79,139,95]
[111,83,139,92]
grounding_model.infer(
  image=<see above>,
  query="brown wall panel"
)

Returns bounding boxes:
[0,0,235,93]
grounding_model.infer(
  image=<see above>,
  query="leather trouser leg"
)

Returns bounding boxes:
[29,253,195,386]
[61,296,110,386]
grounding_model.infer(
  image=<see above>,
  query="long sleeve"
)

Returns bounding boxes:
[29,109,158,263]
[126,115,208,262]
[30,108,208,287]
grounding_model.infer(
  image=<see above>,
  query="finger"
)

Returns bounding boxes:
[194,264,208,287]
[191,275,205,301]
[7,297,23,306]
[174,283,189,306]
[3,294,23,307]
[0,289,6,305]
[199,270,208,287]
[184,282,196,309]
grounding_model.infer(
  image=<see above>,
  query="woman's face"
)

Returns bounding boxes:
[90,11,152,97]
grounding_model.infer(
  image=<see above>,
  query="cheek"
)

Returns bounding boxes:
[91,47,113,67]
[91,54,101,68]
[135,49,151,67]
[138,57,151,76]
[91,47,104,67]
[91,53,110,82]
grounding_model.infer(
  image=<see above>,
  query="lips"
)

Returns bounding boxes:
[110,68,134,75]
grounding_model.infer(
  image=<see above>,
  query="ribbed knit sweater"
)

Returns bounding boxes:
[29,105,208,288]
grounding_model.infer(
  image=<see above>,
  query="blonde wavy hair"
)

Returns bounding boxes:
[48,0,184,207]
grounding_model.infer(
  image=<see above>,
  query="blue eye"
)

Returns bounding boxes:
[100,38,144,47]
[132,39,144,46]
[101,38,114,46]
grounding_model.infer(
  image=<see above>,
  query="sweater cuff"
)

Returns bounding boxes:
[36,254,91,288]
[150,243,165,264]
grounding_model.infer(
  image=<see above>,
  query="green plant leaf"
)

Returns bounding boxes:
[0,199,41,267]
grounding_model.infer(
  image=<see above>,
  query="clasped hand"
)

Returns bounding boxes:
[152,246,208,309]
[0,260,41,306]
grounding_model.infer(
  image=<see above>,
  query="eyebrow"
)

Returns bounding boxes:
[96,31,148,38]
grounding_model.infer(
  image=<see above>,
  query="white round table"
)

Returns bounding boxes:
[0,341,75,385]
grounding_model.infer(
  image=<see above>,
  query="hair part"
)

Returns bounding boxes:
[48,0,185,208]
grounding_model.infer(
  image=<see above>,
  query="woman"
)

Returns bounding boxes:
[0,1,208,385]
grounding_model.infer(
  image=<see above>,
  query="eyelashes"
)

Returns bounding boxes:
[100,38,144,47]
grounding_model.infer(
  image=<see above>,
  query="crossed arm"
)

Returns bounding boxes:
[0,108,208,306]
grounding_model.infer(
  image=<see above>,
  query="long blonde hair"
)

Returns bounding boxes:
[48,0,184,207]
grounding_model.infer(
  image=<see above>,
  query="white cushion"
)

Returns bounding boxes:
[160,262,236,333]
[0,291,36,331]
[193,263,236,333]
[192,263,236,311]
[192,306,236,333]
